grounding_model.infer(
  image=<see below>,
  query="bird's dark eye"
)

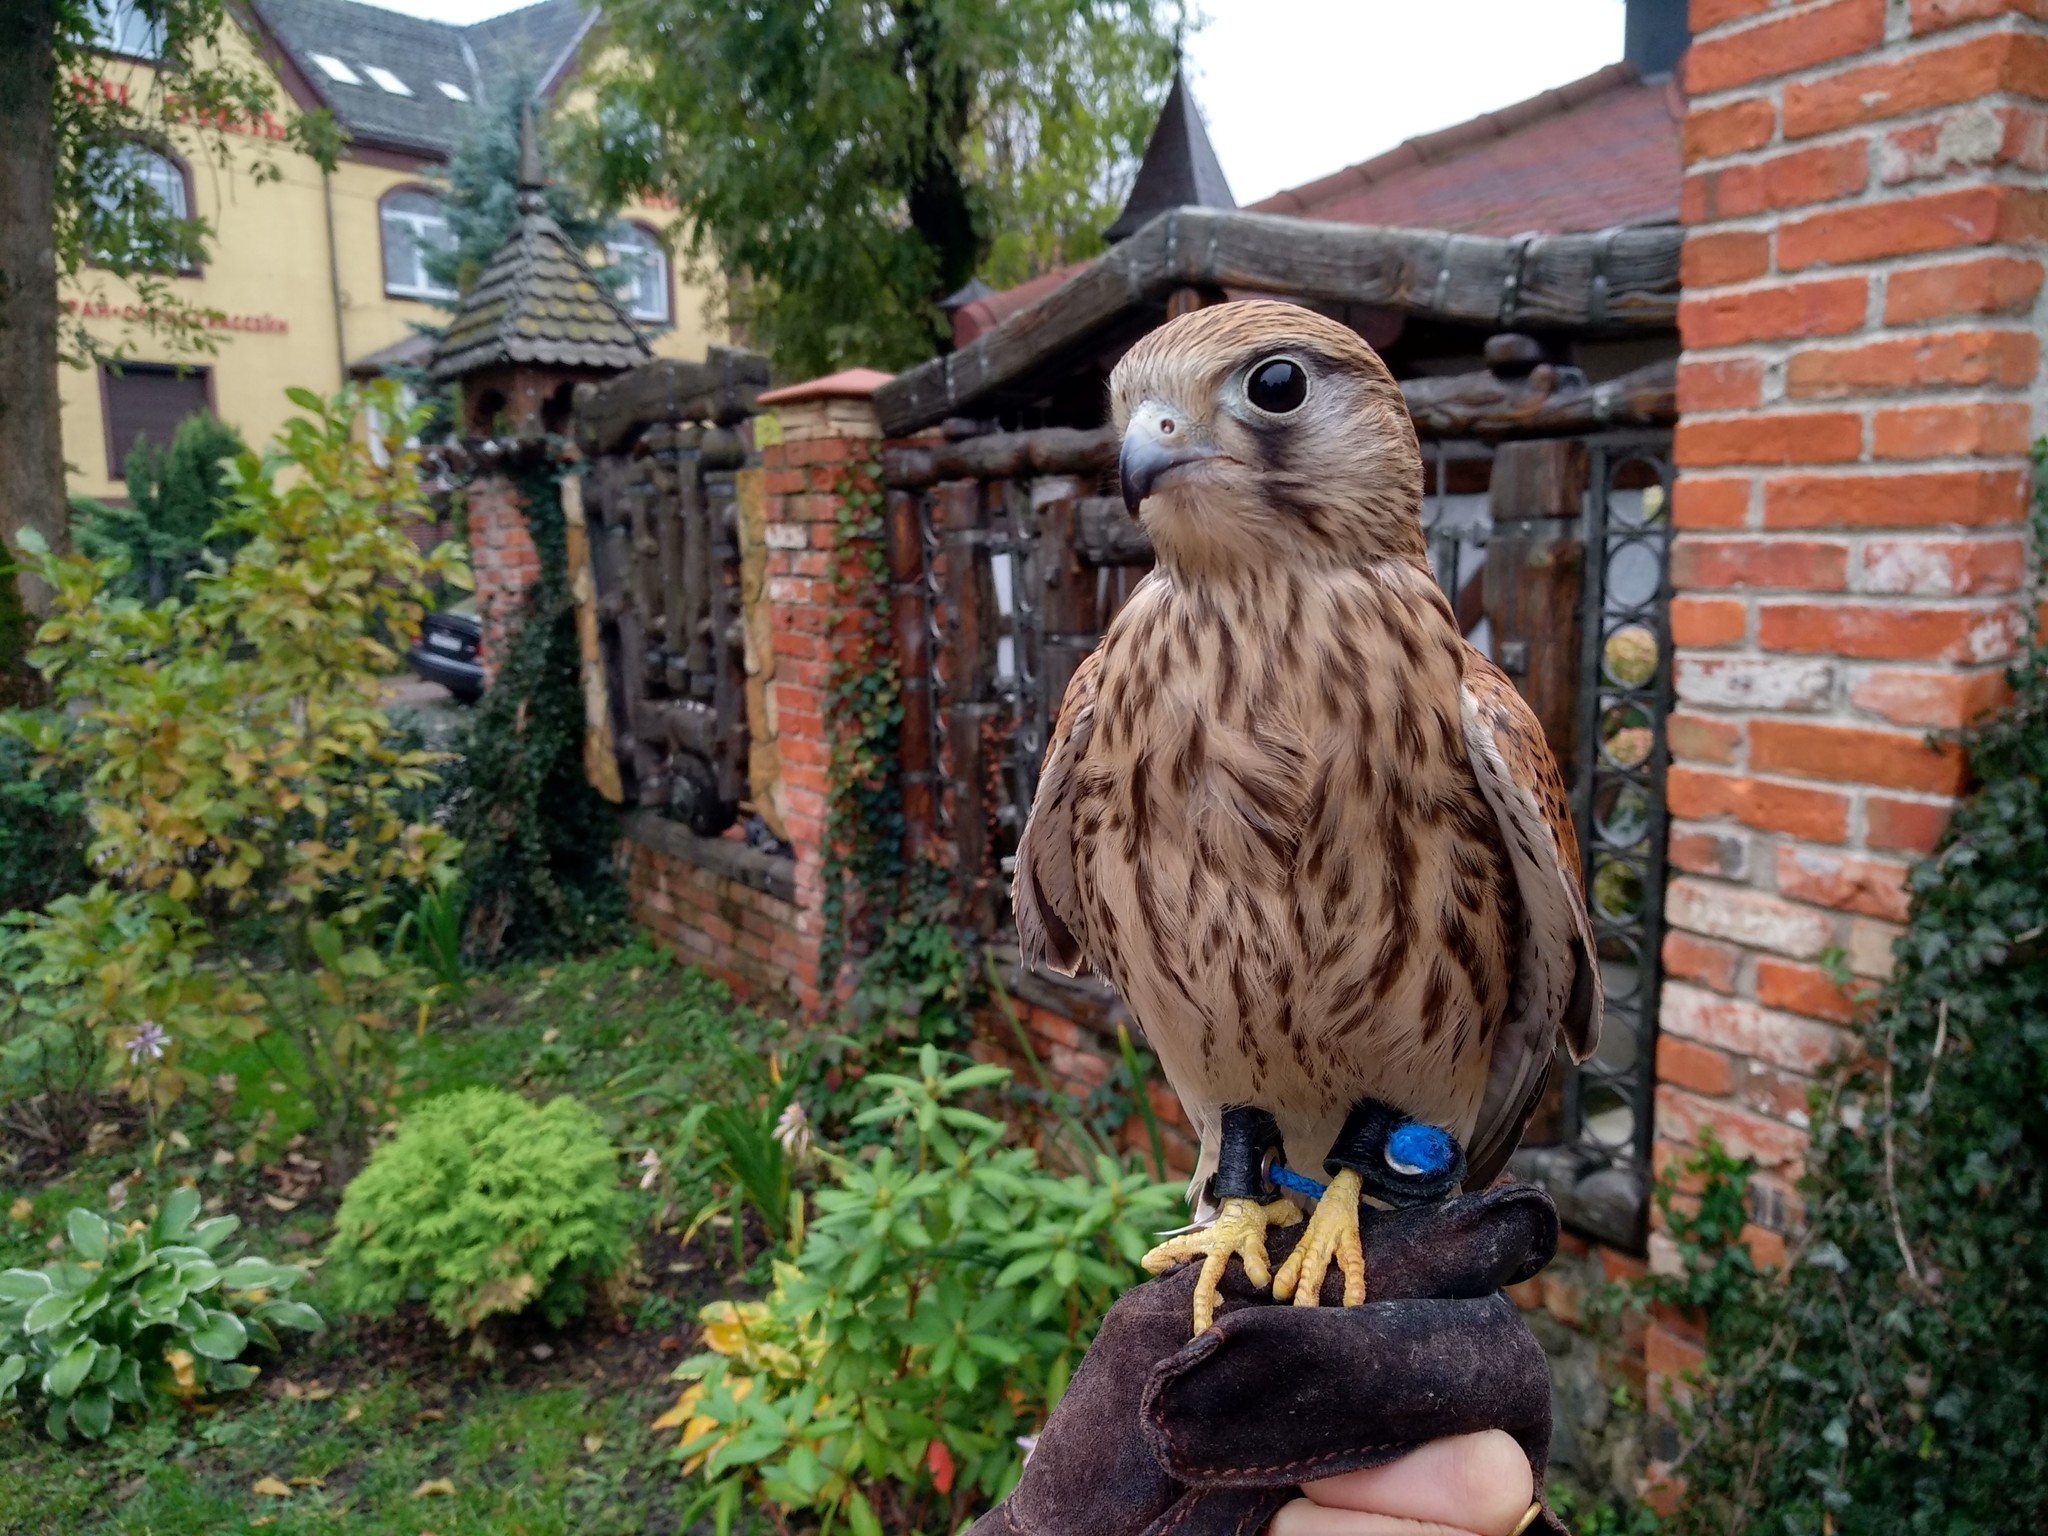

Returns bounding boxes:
[1247,357,1309,414]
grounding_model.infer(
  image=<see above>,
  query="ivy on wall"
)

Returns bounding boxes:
[446,449,624,961]
[815,451,966,1065]
[1658,453,2048,1534]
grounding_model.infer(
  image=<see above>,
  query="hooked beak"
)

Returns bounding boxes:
[1119,400,1220,515]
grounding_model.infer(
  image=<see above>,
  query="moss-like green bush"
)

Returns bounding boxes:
[324,1088,631,1337]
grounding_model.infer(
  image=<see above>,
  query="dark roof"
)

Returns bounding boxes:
[1249,63,1682,236]
[1104,68,1235,243]
[877,207,1682,435]
[429,195,650,380]
[347,329,437,377]
[249,0,592,159]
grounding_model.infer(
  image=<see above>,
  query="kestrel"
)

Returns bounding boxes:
[1014,301,1600,1332]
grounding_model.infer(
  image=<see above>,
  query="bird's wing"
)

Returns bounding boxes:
[1458,649,1602,1190]
[1014,646,1101,975]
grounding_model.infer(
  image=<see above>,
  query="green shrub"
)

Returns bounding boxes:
[659,1046,1182,1534]
[324,1088,632,1338]
[0,724,86,915]
[0,1186,319,1441]
[72,411,246,603]
[4,382,469,1166]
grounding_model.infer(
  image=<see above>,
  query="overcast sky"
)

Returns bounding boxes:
[363,0,1628,205]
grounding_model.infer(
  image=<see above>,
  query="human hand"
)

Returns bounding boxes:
[1272,1430,1537,1536]
[965,1184,1567,1536]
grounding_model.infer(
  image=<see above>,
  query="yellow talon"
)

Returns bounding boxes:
[1142,1195,1303,1334]
[1271,1169,1367,1309]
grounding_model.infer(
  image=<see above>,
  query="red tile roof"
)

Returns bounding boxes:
[756,367,895,404]
[1249,63,1684,237]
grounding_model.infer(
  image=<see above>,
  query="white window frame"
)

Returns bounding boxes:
[311,53,362,85]
[381,190,458,302]
[89,0,164,59]
[606,224,671,325]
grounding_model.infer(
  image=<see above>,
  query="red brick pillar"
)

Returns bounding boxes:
[1661,0,2042,1430]
[752,369,896,1015]
[465,470,542,683]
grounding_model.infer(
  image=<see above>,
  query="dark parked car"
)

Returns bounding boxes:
[406,601,483,703]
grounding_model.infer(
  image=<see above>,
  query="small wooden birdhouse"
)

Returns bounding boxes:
[429,101,651,438]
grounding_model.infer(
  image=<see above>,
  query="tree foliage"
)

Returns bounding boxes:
[1664,454,2048,1534]
[583,0,1183,375]
[425,70,623,303]
[71,410,245,602]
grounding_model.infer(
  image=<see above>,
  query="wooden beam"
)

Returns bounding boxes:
[874,209,1682,435]
[563,475,623,804]
[1405,357,1676,440]
[573,346,771,456]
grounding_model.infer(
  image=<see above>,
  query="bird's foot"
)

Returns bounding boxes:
[1142,1195,1303,1335]
[1271,1168,1367,1308]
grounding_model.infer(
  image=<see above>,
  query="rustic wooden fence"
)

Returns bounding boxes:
[575,351,768,834]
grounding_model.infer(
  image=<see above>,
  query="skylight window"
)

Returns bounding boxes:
[436,80,470,102]
[364,65,414,96]
[311,53,361,85]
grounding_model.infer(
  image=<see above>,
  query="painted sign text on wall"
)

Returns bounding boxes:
[64,298,289,333]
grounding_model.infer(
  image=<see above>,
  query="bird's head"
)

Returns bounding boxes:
[1109,300,1425,579]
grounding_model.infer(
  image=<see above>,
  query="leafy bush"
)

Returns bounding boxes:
[0,1186,319,1441]
[0,725,87,916]
[658,1046,1181,1534]
[324,1088,632,1339]
[1662,456,2048,1534]
[4,382,469,1165]
[72,411,246,603]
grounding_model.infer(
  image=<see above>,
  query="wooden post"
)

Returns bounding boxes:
[940,478,997,931]
[1034,477,1101,718]
[1483,439,1587,772]
[886,488,936,860]
[562,475,624,804]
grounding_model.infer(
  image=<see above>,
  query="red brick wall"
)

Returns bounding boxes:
[624,834,808,1006]
[465,471,541,683]
[1661,0,2044,1438]
[620,394,882,1018]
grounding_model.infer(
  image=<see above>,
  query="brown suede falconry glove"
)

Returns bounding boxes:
[968,1184,1571,1536]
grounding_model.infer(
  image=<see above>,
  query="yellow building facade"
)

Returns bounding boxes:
[62,0,716,501]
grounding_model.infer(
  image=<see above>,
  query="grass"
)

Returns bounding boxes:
[0,938,796,1536]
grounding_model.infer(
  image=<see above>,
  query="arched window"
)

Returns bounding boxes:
[606,223,671,325]
[380,189,457,301]
[90,144,194,272]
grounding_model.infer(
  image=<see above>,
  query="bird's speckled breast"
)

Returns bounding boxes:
[1070,561,1520,1180]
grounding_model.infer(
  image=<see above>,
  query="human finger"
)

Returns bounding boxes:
[1297,1431,1534,1536]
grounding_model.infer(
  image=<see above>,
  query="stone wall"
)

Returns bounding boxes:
[1659,0,2048,1476]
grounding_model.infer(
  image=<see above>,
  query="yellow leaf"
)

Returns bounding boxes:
[165,1348,197,1393]
[250,1475,292,1497]
[412,1478,456,1498]
[582,1433,604,1454]
[288,1476,325,1488]
[7,1197,31,1222]
[343,1403,362,1424]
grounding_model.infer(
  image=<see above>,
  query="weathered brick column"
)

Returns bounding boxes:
[1660,0,2045,1440]
[626,372,894,1015]
[464,468,543,683]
